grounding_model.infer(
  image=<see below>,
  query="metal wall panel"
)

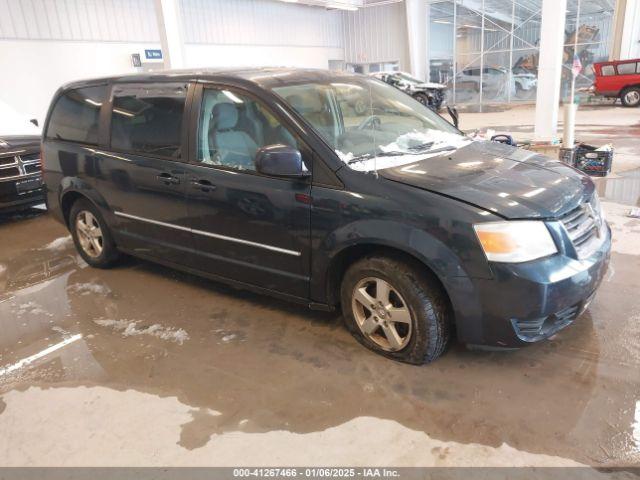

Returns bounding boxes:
[0,0,159,42]
[180,0,343,48]
[342,1,409,66]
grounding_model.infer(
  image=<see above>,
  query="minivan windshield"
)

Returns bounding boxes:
[272,77,470,172]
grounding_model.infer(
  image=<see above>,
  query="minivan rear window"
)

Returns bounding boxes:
[46,86,107,145]
[110,83,187,159]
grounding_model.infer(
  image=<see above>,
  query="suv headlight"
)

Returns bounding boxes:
[473,221,558,263]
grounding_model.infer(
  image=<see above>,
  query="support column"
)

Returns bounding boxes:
[533,0,567,141]
[619,0,640,60]
[154,0,185,70]
[405,0,429,81]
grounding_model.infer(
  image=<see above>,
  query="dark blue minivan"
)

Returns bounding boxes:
[42,68,611,364]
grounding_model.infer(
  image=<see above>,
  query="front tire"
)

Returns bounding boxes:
[620,87,640,107]
[341,256,450,364]
[69,199,120,268]
[413,92,431,107]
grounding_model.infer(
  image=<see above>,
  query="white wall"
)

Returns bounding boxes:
[620,0,640,59]
[0,0,160,120]
[342,2,410,70]
[0,0,345,120]
[185,44,344,69]
[0,0,159,42]
[0,40,160,122]
[180,0,344,69]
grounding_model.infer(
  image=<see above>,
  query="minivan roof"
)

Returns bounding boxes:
[60,67,363,91]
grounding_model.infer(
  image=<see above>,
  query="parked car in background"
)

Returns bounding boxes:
[457,67,506,92]
[371,71,446,110]
[512,67,537,92]
[592,58,640,107]
[0,101,45,213]
[43,68,610,364]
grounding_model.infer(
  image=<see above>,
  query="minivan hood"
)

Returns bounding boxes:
[380,141,592,219]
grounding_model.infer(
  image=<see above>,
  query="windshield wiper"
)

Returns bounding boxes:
[347,145,457,164]
[377,145,457,157]
[347,153,373,165]
[407,142,434,151]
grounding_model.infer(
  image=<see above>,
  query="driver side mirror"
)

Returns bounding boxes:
[446,106,459,129]
[255,144,309,178]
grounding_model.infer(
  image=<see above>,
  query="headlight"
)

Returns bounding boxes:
[473,221,557,263]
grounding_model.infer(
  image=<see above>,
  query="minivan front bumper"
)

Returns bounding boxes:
[456,224,611,348]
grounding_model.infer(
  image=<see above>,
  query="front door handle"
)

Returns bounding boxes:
[190,178,216,192]
[156,173,180,185]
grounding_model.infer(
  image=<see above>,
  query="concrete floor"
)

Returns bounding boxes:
[1,106,639,468]
[460,104,640,174]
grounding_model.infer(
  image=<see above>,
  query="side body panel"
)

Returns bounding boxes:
[181,82,314,298]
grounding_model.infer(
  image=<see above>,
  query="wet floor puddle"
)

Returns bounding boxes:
[0,206,639,466]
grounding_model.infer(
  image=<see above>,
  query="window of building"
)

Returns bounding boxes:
[428,0,618,107]
[110,83,187,159]
[46,86,107,145]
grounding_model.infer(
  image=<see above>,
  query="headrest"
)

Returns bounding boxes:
[212,102,238,131]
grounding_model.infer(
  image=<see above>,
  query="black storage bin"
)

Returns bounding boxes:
[558,144,613,177]
[574,145,613,177]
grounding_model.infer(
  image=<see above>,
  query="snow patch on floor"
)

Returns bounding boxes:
[94,319,189,344]
[14,301,53,317]
[43,236,72,251]
[67,282,111,296]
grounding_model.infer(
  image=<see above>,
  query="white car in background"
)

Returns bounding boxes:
[371,71,447,110]
[512,67,537,92]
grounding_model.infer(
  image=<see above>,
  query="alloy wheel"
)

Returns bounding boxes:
[624,90,640,105]
[351,277,412,352]
[75,210,104,258]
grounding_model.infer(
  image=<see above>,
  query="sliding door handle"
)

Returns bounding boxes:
[156,173,180,185]
[190,178,216,192]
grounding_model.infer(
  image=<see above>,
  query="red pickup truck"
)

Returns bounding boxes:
[593,59,640,107]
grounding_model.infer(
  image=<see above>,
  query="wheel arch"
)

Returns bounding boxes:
[325,242,453,311]
[59,179,111,228]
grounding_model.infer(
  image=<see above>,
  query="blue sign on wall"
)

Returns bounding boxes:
[144,49,163,60]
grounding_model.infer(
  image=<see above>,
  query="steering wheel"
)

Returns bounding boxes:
[357,115,381,131]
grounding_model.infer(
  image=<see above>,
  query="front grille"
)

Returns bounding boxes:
[20,153,40,162]
[0,167,20,179]
[511,303,581,342]
[24,163,40,174]
[559,197,603,258]
[0,151,42,182]
[0,156,16,167]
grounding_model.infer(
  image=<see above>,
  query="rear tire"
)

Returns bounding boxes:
[340,256,450,364]
[620,87,640,107]
[69,198,120,268]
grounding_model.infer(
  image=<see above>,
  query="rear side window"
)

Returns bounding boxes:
[110,83,187,159]
[617,63,638,75]
[601,65,615,76]
[46,86,107,145]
